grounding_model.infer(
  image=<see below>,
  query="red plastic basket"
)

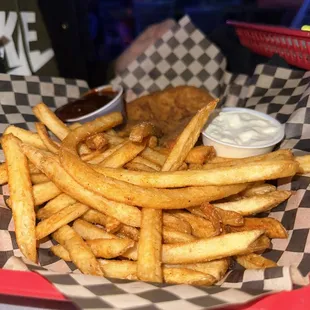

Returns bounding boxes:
[227,20,310,70]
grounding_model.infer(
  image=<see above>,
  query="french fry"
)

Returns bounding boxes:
[72,219,117,240]
[137,208,163,282]
[117,225,140,241]
[105,216,122,233]
[103,132,125,145]
[33,102,90,154]
[3,125,47,150]
[296,155,310,174]
[148,136,158,148]
[189,207,244,227]
[188,163,203,170]
[230,217,288,239]
[241,183,276,197]
[98,140,146,168]
[32,181,61,206]
[163,227,196,243]
[167,258,229,282]
[81,149,106,162]
[163,213,192,234]
[87,238,135,258]
[30,173,49,184]
[93,160,297,188]
[98,260,217,285]
[163,267,216,286]
[36,202,89,240]
[240,235,271,255]
[68,122,81,130]
[86,142,126,164]
[99,260,138,280]
[129,122,162,143]
[162,101,217,171]
[37,193,76,220]
[22,145,141,226]
[205,149,294,168]
[214,191,292,216]
[130,156,161,171]
[53,225,103,276]
[123,230,264,264]
[85,133,108,150]
[172,211,217,238]
[35,123,60,154]
[185,146,216,165]
[50,244,71,261]
[236,253,277,269]
[140,147,167,166]
[2,134,37,262]
[199,203,222,235]
[125,162,156,172]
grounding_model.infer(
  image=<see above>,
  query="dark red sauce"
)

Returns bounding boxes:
[55,88,117,121]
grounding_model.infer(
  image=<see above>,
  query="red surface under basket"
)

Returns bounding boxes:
[227,20,310,70]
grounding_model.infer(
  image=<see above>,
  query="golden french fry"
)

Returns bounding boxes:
[98,140,146,168]
[33,102,90,154]
[204,149,294,169]
[99,260,138,280]
[50,244,71,261]
[240,235,271,255]
[189,207,244,227]
[163,267,216,286]
[123,230,264,264]
[0,163,7,185]
[36,202,89,240]
[117,225,140,242]
[22,145,141,226]
[81,209,121,233]
[85,133,108,150]
[241,183,276,197]
[33,181,62,206]
[129,122,162,143]
[30,173,49,184]
[2,134,37,262]
[68,122,81,130]
[3,125,47,150]
[172,211,217,238]
[230,217,288,239]
[125,162,156,172]
[185,146,216,165]
[167,258,229,282]
[93,160,297,188]
[53,225,103,276]
[73,219,117,240]
[140,147,167,166]
[188,163,203,170]
[103,132,125,145]
[199,203,222,235]
[162,101,217,172]
[86,142,126,164]
[162,230,264,264]
[130,156,161,171]
[37,193,76,220]
[35,123,60,154]
[105,216,122,233]
[296,155,310,174]
[81,149,106,162]
[236,253,277,269]
[214,191,292,216]
[163,227,196,243]
[163,212,192,234]
[87,238,134,258]
[137,208,163,282]
[148,136,158,148]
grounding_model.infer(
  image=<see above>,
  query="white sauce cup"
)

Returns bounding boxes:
[202,107,285,158]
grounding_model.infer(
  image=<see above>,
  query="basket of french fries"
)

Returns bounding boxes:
[1,15,310,310]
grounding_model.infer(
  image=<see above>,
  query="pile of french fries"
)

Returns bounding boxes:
[1,99,310,286]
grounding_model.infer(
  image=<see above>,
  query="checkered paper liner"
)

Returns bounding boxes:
[0,15,310,310]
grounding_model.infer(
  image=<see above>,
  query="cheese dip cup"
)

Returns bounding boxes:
[202,107,285,158]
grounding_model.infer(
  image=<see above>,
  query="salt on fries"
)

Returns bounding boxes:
[0,99,308,287]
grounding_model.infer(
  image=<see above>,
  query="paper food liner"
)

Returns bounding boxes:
[1,16,310,310]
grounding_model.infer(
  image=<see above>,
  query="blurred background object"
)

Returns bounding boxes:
[93,0,304,67]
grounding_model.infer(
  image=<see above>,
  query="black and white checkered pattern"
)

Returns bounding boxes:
[1,15,310,310]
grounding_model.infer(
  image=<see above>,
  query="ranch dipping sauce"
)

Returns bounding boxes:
[204,110,283,147]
